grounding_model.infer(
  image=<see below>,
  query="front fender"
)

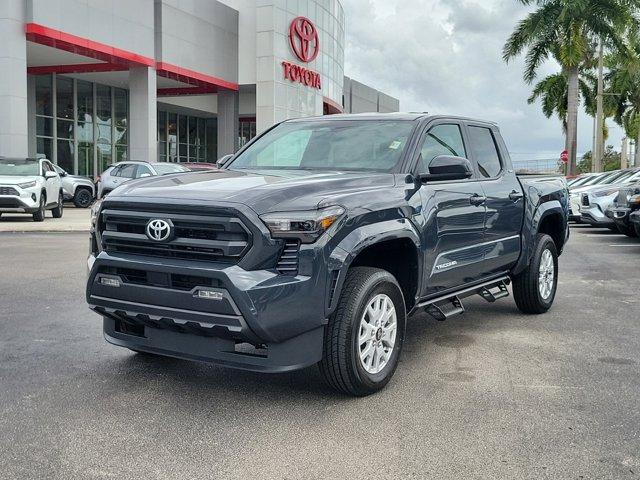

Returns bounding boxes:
[325,219,422,315]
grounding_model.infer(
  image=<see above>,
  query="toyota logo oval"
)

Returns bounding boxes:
[289,16,319,63]
[146,219,172,242]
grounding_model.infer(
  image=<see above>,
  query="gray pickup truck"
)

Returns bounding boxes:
[86,114,569,396]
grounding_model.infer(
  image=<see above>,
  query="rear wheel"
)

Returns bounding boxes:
[32,194,46,222]
[512,234,558,314]
[51,192,63,218]
[634,223,640,238]
[73,188,93,208]
[319,267,406,396]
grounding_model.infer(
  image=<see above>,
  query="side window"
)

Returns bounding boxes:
[136,165,153,178]
[418,124,466,173]
[468,126,502,178]
[110,166,121,177]
[117,164,137,178]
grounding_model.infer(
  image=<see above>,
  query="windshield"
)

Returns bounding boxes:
[228,120,415,172]
[569,175,594,187]
[0,159,40,176]
[152,164,189,175]
[602,170,632,185]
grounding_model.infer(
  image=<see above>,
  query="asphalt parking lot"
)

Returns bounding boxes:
[1,226,639,479]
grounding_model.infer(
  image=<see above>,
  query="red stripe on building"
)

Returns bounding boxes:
[25,23,155,67]
[156,62,239,92]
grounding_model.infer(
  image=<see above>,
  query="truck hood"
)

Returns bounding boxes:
[0,175,40,185]
[109,169,396,214]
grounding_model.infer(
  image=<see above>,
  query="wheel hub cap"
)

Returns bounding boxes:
[538,249,555,300]
[358,293,397,375]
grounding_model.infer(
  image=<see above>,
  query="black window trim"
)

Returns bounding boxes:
[408,118,479,183]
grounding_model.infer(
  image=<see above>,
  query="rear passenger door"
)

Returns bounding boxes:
[465,123,524,275]
[415,121,487,296]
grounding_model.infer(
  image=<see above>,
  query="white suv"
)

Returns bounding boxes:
[0,157,64,222]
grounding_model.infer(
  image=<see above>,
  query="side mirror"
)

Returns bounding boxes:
[217,154,234,168]
[44,171,58,179]
[58,171,67,177]
[419,155,473,182]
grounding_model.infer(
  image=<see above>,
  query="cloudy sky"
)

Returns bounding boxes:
[342,0,625,162]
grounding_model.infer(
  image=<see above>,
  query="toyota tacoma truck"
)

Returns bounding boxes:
[86,114,569,396]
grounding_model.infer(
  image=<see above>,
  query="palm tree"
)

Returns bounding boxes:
[527,71,596,141]
[608,26,640,165]
[503,0,635,175]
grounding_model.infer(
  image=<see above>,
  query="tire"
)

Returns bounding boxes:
[512,233,558,314]
[73,188,93,208]
[634,223,640,238]
[32,194,46,222]
[319,267,406,396]
[51,192,64,218]
[617,224,638,238]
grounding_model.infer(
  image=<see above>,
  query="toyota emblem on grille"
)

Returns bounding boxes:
[146,219,173,242]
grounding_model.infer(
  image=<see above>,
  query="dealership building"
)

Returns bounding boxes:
[0,0,399,177]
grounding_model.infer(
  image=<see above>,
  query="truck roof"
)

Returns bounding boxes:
[285,112,498,125]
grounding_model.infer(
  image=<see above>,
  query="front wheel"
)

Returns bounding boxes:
[73,188,93,208]
[319,267,406,396]
[617,224,638,238]
[32,194,46,222]
[512,233,558,314]
[51,192,64,218]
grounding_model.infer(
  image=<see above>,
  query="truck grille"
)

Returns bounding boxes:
[0,186,19,196]
[99,205,251,263]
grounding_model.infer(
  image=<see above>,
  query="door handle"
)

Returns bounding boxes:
[469,194,487,206]
[509,190,524,201]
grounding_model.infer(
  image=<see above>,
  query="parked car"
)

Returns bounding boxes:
[605,181,640,237]
[53,165,95,208]
[181,162,219,171]
[87,113,569,396]
[569,170,634,222]
[579,169,640,230]
[629,207,640,237]
[0,157,63,221]
[97,161,189,198]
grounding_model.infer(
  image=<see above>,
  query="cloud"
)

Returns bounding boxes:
[342,0,624,159]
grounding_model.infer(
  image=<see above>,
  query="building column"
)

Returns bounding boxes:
[128,66,157,162]
[217,90,239,157]
[0,0,28,157]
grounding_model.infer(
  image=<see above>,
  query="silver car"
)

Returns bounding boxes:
[579,169,640,229]
[97,161,189,198]
[53,165,96,208]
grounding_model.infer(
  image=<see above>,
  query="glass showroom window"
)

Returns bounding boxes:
[33,74,128,178]
[157,111,211,162]
[35,75,53,162]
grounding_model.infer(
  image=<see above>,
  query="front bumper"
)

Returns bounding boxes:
[86,250,329,373]
[580,204,615,227]
[606,207,631,229]
[0,193,39,213]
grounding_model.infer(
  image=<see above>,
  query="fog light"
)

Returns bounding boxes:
[100,277,121,288]
[196,289,223,301]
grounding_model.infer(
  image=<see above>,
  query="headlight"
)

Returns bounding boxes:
[593,188,619,198]
[90,199,103,227]
[18,181,37,189]
[260,206,345,243]
[630,194,640,205]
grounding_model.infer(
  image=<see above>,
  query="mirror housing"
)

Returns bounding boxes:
[217,154,234,169]
[44,171,58,179]
[419,155,473,182]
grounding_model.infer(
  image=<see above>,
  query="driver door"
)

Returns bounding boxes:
[415,122,487,296]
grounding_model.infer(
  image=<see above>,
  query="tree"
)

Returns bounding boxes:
[608,26,640,165]
[577,146,621,173]
[503,0,635,176]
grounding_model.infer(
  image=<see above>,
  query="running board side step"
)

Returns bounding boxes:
[418,276,511,321]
